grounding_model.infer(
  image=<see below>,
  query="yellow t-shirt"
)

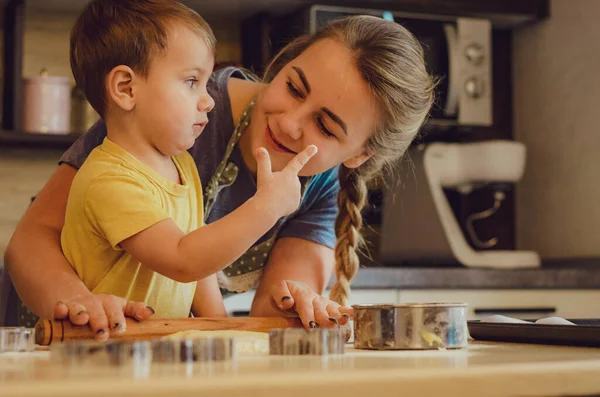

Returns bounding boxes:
[61,137,203,318]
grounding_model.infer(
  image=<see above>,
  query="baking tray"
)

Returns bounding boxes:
[467,319,600,348]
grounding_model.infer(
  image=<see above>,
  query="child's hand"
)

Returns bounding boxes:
[53,293,155,341]
[253,145,318,218]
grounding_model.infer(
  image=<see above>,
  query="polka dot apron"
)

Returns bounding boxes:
[204,99,280,295]
[206,99,309,295]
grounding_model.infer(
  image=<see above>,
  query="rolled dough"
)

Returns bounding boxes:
[162,330,270,356]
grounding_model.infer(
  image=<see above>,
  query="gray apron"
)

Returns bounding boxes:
[205,99,309,295]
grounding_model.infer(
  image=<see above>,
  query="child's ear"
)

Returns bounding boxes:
[106,65,137,111]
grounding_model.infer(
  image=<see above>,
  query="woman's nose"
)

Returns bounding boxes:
[279,112,303,140]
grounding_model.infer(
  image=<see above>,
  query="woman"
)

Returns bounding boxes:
[4,15,435,337]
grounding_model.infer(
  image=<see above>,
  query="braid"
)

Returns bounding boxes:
[263,16,436,306]
[329,166,368,306]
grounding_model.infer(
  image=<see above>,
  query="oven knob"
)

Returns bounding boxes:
[464,77,485,99]
[464,43,485,66]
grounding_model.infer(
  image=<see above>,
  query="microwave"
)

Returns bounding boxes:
[268,5,493,128]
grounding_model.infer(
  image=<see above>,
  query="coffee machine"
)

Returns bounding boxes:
[379,140,540,269]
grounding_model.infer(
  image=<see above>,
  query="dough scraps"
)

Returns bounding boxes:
[162,330,269,356]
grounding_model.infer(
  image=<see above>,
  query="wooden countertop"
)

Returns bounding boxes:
[2,341,600,397]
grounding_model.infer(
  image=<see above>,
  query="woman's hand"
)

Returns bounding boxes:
[53,293,155,341]
[269,280,353,329]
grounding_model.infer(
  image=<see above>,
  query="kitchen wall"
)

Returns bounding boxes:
[21,9,241,81]
[0,8,242,256]
[514,0,600,258]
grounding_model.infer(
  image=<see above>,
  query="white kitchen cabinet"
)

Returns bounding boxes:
[223,289,399,315]
[398,289,600,320]
[223,288,600,320]
[335,289,400,305]
[223,291,255,315]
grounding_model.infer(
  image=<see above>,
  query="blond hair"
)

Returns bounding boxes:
[265,16,436,306]
[70,0,216,118]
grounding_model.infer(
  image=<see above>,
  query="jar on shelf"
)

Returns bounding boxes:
[22,68,72,134]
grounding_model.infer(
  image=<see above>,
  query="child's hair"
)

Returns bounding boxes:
[70,0,216,118]
[264,16,436,306]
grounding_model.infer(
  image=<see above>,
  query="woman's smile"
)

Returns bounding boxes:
[265,124,296,154]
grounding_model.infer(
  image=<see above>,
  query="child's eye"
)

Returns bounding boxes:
[186,78,198,88]
[286,80,304,99]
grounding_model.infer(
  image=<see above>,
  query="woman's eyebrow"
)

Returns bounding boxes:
[291,65,347,135]
[321,107,347,135]
[292,66,311,94]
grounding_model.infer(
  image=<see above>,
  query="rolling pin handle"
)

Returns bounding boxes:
[35,319,51,346]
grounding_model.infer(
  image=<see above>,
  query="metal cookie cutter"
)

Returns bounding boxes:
[269,328,345,355]
[51,336,235,366]
[151,337,235,363]
[353,303,469,350]
[51,340,152,366]
[0,327,36,353]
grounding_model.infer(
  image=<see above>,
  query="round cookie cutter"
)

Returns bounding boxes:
[352,303,469,350]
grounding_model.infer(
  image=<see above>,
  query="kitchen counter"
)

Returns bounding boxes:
[1,342,600,397]
[345,258,600,290]
[4,260,600,327]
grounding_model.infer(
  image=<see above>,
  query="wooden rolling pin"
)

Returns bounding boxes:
[35,317,304,346]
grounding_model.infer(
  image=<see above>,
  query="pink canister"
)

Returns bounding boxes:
[23,70,72,134]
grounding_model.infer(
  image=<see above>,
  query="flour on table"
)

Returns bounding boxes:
[162,330,269,356]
